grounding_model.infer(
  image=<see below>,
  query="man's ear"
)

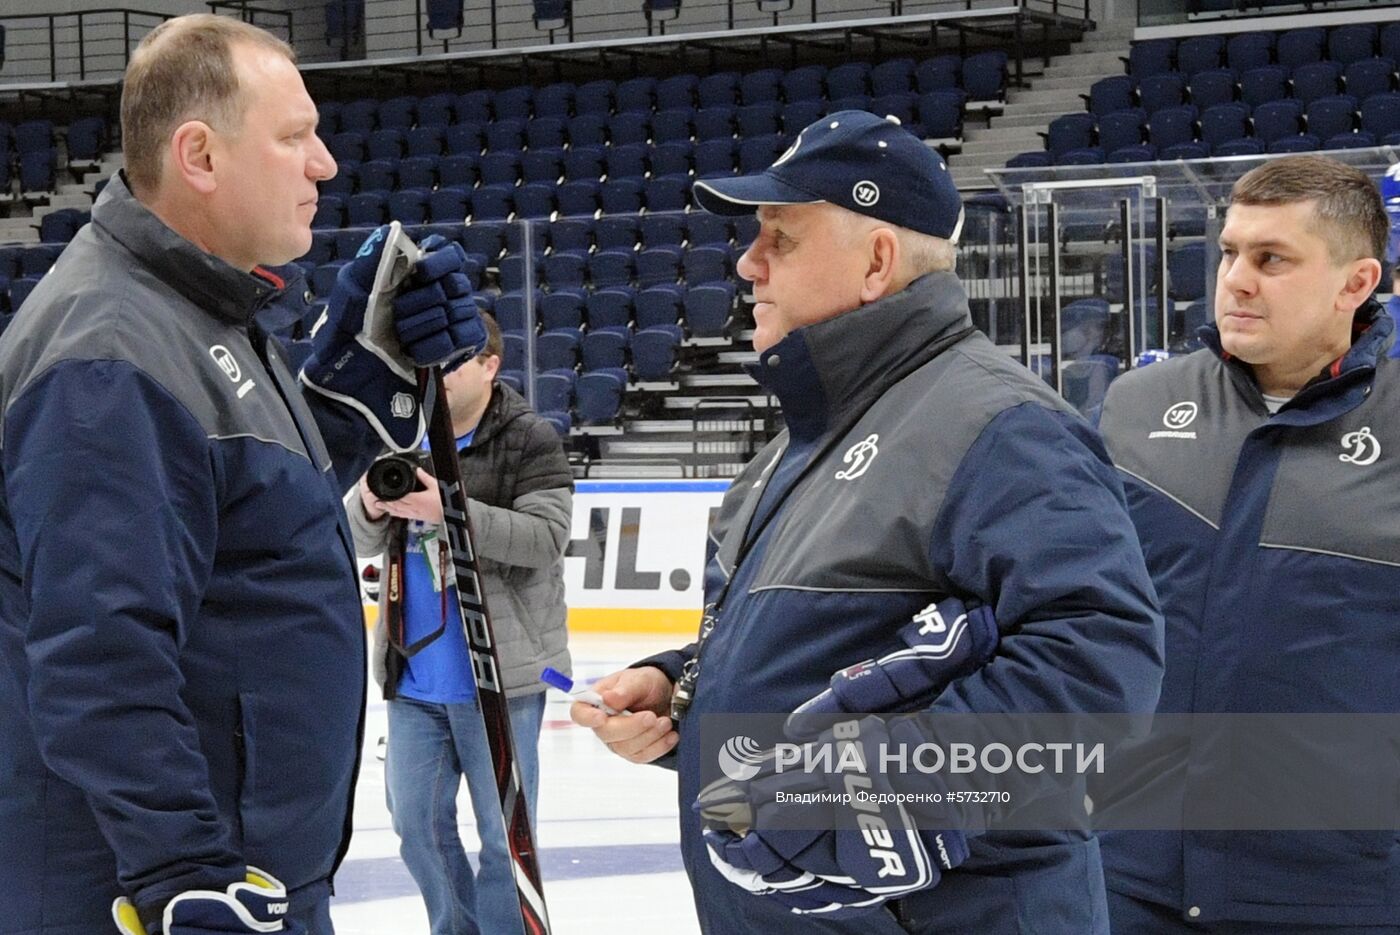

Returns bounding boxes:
[1338,257,1382,313]
[860,227,901,304]
[482,353,502,380]
[168,120,218,195]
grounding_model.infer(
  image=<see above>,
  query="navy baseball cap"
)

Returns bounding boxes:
[693,110,964,243]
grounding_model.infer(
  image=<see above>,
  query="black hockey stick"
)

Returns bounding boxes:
[420,364,552,935]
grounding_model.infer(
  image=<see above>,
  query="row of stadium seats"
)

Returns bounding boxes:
[313,53,1008,136]
[1124,23,1400,78]
[1087,57,1400,117]
[1018,92,1400,166]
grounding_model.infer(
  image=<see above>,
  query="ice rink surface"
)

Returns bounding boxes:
[330,633,703,934]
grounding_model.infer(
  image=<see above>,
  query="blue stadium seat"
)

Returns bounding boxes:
[1199,102,1250,150]
[962,51,1008,101]
[1167,243,1207,301]
[575,80,615,116]
[608,112,650,147]
[650,141,692,178]
[635,284,685,329]
[522,148,565,184]
[444,122,485,155]
[1277,27,1325,69]
[739,69,783,105]
[320,160,356,197]
[594,215,640,251]
[20,244,63,278]
[542,251,589,290]
[587,288,635,332]
[605,143,648,180]
[479,151,521,186]
[871,58,916,96]
[1227,32,1273,71]
[1061,358,1118,414]
[502,333,527,370]
[536,331,581,371]
[426,0,464,33]
[1176,36,1224,76]
[872,91,920,132]
[485,117,528,151]
[684,282,734,337]
[1305,94,1357,140]
[637,246,684,287]
[914,55,961,93]
[301,231,335,266]
[427,187,470,223]
[357,158,396,193]
[378,96,417,130]
[10,277,42,313]
[737,101,782,138]
[1103,143,1153,163]
[1006,150,1053,168]
[582,331,629,372]
[406,126,445,157]
[1325,130,1375,150]
[461,222,505,260]
[327,131,366,163]
[738,134,785,173]
[1344,58,1395,102]
[632,327,682,381]
[651,108,694,144]
[549,218,594,254]
[534,82,575,118]
[1254,99,1304,144]
[1126,40,1176,79]
[1329,24,1377,66]
[526,116,567,149]
[316,101,342,136]
[782,100,826,136]
[1213,137,1264,157]
[540,288,587,331]
[616,77,657,114]
[917,90,964,140]
[590,248,636,287]
[657,74,699,111]
[65,116,106,163]
[498,291,542,337]
[334,229,367,259]
[1159,139,1207,159]
[349,191,390,226]
[536,369,578,413]
[470,184,515,222]
[440,153,478,188]
[1189,69,1237,110]
[827,62,872,99]
[1383,23,1400,64]
[563,146,605,182]
[694,105,737,141]
[576,368,628,424]
[38,208,86,244]
[513,182,556,220]
[645,175,690,213]
[641,213,686,248]
[732,215,759,247]
[567,113,608,149]
[684,245,733,285]
[1097,109,1147,155]
[495,85,534,120]
[338,100,377,134]
[1139,73,1186,114]
[1147,105,1198,150]
[698,71,741,108]
[312,195,346,229]
[1292,60,1342,105]
[500,253,543,291]
[1045,112,1096,157]
[417,93,456,127]
[782,65,828,103]
[694,138,738,177]
[1057,147,1105,166]
[1240,66,1288,108]
[1268,133,1322,153]
[1361,91,1400,137]
[557,179,602,218]
[1086,75,1136,117]
[540,410,571,437]
[455,90,493,124]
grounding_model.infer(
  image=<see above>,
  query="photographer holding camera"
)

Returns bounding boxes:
[350,311,573,935]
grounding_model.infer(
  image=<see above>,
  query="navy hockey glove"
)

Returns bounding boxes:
[786,596,998,738]
[301,223,485,450]
[698,716,967,918]
[112,867,304,935]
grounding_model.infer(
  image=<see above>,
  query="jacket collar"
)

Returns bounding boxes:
[1200,299,1394,422]
[469,381,531,448]
[91,172,283,327]
[745,271,975,440]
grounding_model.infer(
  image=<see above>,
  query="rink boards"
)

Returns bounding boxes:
[562,479,727,635]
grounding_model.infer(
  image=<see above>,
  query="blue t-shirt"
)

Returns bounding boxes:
[397,429,476,704]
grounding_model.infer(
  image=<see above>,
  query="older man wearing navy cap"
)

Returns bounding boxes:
[573,111,1163,934]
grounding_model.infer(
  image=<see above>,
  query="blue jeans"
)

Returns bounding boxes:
[385,692,545,935]
[1108,890,1400,935]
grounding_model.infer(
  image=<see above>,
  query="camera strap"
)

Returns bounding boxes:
[385,519,452,659]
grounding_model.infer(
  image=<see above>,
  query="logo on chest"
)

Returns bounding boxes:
[1149,401,1199,440]
[835,434,880,480]
[1339,426,1381,466]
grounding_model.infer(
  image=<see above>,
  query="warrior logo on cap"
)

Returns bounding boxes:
[773,131,804,167]
[852,180,880,207]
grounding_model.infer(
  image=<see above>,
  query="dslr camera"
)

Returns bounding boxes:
[366,450,434,501]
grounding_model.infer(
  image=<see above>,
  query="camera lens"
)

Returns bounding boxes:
[367,456,420,501]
